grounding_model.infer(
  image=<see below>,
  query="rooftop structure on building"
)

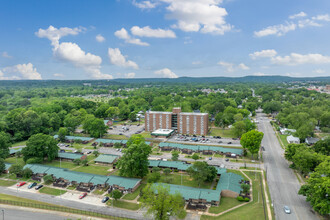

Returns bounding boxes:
[145,107,208,135]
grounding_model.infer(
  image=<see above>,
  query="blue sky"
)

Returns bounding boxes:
[0,0,330,80]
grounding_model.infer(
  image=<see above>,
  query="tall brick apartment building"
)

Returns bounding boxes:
[145,107,209,135]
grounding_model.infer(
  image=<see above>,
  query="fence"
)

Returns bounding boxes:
[0,199,129,220]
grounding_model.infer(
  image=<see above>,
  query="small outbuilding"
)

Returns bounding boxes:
[151,129,174,138]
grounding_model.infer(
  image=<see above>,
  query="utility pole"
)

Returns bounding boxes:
[2,209,4,220]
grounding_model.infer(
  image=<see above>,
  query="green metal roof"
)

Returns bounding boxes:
[23,164,141,190]
[94,154,118,164]
[216,172,243,194]
[159,142,243,155]
[153,183,221,202]
[148,160,226,174]
[9,148,22,154]
[4,163,11,170]
[54,135,93,141]
[58,152,84,160]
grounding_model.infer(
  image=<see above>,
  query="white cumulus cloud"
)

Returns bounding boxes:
[125,72,136,78]
[53,73,64,77]
[114,28,149,46]
[162,0,233,35]
[36,25,113,79]
[108,48,139,69]
[1,63,42,80]
[131,26,176,38]
[218,61,249,72]
[289,12,307,19]
[249,49,277,59]
[154,68,178,78]
[96,34,105,42]
[271,53,330,65]
[132,0,157,9]
[35,25,84,46]
[254,12,330,37]
[313,69,325,74]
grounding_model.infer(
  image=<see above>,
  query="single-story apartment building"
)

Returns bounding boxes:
[94,154,119,165]
[57,152,86,161]
[151,129,175,138]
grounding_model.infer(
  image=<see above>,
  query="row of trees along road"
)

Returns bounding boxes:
[284,137,330,216]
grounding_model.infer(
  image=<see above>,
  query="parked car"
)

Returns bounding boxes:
[87,151,92,154]
[17,182,26,187]
[79,192,87,199]
[228,142,232,144]
[59,149,65,153]
[225,158,229,162]
[35,184,43,190]
[209,157,212,160]
[283,206,291,214]
[102,196,109,203]
[28,182,37,189]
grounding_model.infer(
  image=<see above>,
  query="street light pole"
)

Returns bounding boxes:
[2,209,4,220]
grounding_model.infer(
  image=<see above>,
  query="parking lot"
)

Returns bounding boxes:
[167,134,241,147]
[61,191,106,206]
[108,124,145,137]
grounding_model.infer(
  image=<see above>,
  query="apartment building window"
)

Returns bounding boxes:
[186,115,189,134]
[159,114,162,129]
[201,116,204,135]
[166,114,169,129]
[153,114,156,130]
[194,116,197,134]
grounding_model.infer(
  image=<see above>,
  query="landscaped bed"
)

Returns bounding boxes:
[122,183,146,200]
[39,187,67,196]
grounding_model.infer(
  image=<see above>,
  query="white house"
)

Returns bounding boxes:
[287,135,300,144]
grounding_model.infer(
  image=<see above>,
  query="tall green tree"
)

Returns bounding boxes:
[140,184,186,220]
[299,157,330,215]
[187,161,216,187]
[0,131,11,159]
[22,133,58,162]
[83,116,107,138]
[240,130,264,159]
[58,127,68,142]
[116,135,151,178]
[0,158,5,173]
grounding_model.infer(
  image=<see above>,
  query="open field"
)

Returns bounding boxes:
[44,160,78,169]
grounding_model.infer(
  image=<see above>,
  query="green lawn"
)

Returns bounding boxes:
[5,157,25,166]
[157,173,213,189]
[226,170,248,180]
[39,187,67,196]
[140,132,152,138]
[209,128,236,138]
[103,134,128,140]
[109,200,141,210]
[11,140,27,147]
[279,134,289,148]
[202,171,267,220]
[316,133,329,138]
[93,189,106,195]
[43,160,77,169]
[0,179,16,186]
[122,183,146,200]
[74,165,110,175]
[67,185,76,190]
[208,197,242,214]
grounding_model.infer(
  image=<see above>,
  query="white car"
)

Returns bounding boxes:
[283,206,291,214]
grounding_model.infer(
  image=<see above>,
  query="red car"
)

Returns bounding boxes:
[79,192,87,199]
[17,182,26,187]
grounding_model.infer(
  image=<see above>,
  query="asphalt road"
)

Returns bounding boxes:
[0,186,146,220]
[257,112,318,220]
[0,206,78,220]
